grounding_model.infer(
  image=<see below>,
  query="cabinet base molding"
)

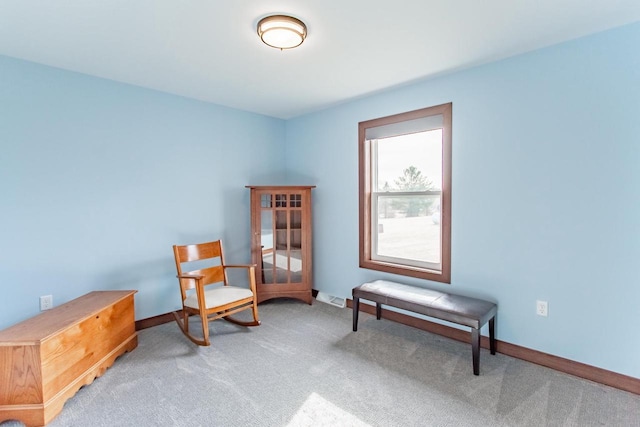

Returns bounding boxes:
[0,336,137,426]
[257,289,313,305]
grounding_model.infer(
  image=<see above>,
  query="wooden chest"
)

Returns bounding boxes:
[0,291,137,426]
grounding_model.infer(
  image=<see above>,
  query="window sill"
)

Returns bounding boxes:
[360,259,450,284]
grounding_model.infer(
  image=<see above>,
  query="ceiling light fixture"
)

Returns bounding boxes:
[257,15,307,50]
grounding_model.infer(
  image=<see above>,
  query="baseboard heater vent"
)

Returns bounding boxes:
[316,292,346,308]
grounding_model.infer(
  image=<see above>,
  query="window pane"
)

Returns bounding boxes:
[375,194,441,266]
[260,210,274,284]
[375,129,442,192]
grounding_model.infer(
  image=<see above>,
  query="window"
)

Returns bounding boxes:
[359,103,452,283]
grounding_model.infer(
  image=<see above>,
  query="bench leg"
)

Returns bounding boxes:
[376,303,382,320]
[489,316,496,355]
[352,297,359,331]
[471,328,480,376]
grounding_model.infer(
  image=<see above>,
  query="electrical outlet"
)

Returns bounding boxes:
[536,300,548,317]
[40,295,53,311]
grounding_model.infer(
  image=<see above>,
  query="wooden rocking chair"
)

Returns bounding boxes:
[172,240,260,346]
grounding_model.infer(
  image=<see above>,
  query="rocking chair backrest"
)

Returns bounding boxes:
[173,240,228,293]
[175,240,224,263]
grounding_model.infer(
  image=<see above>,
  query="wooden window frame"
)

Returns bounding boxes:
[358,103,452,283]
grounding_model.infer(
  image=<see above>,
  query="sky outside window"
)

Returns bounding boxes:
[376,129,442,191]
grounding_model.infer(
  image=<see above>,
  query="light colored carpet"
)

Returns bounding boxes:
[2,299,639,426]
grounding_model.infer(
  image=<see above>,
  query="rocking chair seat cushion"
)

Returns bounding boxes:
[184,286,253,310]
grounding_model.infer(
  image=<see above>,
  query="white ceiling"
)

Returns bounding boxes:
[1,1,639,119]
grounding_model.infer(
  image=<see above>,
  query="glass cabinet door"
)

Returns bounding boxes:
[260,206,274,283]
[260,192,304,285]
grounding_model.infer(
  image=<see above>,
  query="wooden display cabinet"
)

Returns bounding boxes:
[247,186,315,304]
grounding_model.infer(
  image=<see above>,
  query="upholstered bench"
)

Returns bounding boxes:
[352,280,497,375]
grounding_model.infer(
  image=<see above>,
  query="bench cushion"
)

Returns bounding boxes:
[353,280,496,329]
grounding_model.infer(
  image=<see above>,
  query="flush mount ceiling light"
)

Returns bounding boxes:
[257,15,307,50]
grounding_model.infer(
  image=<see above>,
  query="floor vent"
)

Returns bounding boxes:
[316,292,346,308]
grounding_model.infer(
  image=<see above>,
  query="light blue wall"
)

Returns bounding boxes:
[1,22,638,380]
[0,56,286,328]
[285,22,640,378]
